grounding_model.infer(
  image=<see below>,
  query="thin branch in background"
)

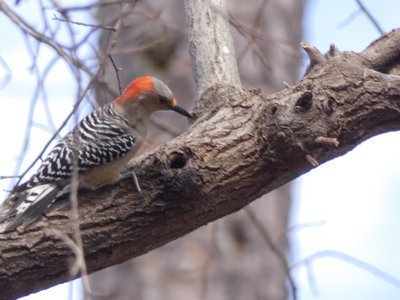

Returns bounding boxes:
[38,0,59,44]
[9,53,62,193]
[110,36,167,56]
[10,37,47,188]
[291,250,400,289]
[10,1,134,191]
[38,57,65,134]
[0,56,12,88]
[337,9,362,29]
[234,19,270,70]
[244,207,297,300]
[67,279,74,300]
[286,220,327,234]
[230,0,301,72]
[70,132,92,297]
[138,7,186,34]
[45,228,92,298]
[52,14,117,32]
[275,220,327,247]
[31,122,58,134]
[46,2,137,296]
[55,0,133,13]
[0,1,83,72]
[74,28,98,51]
[229,17,299,70]
[304,257,319,297]
[355,0,384,34]
[339,1,384,34]
[0,175,20,180]
[52,2,92,297]
[2,2,138,297]
[108,55,122,94]
[199,223,220,300]
[236,0,270,68]
[53,3,83,82]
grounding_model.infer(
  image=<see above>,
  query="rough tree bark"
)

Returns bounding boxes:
[1,5,400,300]
[184,0,240,92]
[90,1,301,300]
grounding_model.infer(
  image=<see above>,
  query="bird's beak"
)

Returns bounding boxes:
[168,98,192,119]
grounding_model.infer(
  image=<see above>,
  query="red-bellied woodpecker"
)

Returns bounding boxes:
[0,76,192,231]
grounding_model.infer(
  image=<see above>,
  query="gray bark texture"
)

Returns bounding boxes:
[184,0,241,93]
[2,2,400,300]
[90,1,302,300]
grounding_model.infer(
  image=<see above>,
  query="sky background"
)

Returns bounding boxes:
[0,0,400,299]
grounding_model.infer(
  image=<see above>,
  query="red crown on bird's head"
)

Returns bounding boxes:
[114,76,155,106]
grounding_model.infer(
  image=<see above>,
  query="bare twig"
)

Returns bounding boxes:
[292,250,400,289]
[138,7,186,34]
[0,1,83,71]
[11,1,134,190]
[110,36,167,56]
[108,55,122,94]
[53,14,117,32]
[0,56,12,88]
[244,207,297,300]
[9,56,61,192]
[236,0,271,69]
[286,220,327,234]
[355,0,384,34]
[229,17,299,69]
[0,176,20,180]
[301,42,325,65]
[55,0,132,13]
[305,154,319,167]
[45,228,92,297]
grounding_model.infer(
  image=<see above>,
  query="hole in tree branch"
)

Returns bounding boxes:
[295,91,313,111]
[170,153,188,169]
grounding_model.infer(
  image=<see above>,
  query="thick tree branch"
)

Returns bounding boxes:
[1,24,400,300]
[361,29,400,74]
[184,0,241,93]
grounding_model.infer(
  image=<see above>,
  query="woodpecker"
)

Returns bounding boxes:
[0,76,192,231]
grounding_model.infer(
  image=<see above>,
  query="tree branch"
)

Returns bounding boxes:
[0,1,85,73]
[184,0,241,93]
[1,20,400,300]
[361,29,400,74]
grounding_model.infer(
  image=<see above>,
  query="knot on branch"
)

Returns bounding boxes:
[301,42,340,75]
[301,42,326,66]
[314,136,340,148]
[295,91,313,111]
[134,146,201,202]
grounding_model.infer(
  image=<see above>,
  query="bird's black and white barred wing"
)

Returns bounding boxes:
[27,104,136,187]
[0,105,136,231]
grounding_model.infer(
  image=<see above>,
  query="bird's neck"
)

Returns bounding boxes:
[112,102,151,137]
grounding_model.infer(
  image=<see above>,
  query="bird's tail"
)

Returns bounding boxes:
[0,183,61,231]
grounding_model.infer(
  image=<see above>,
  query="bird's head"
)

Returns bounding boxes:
[114,76,192,118]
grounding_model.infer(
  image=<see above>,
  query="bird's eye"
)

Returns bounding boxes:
[159,96,169,105]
